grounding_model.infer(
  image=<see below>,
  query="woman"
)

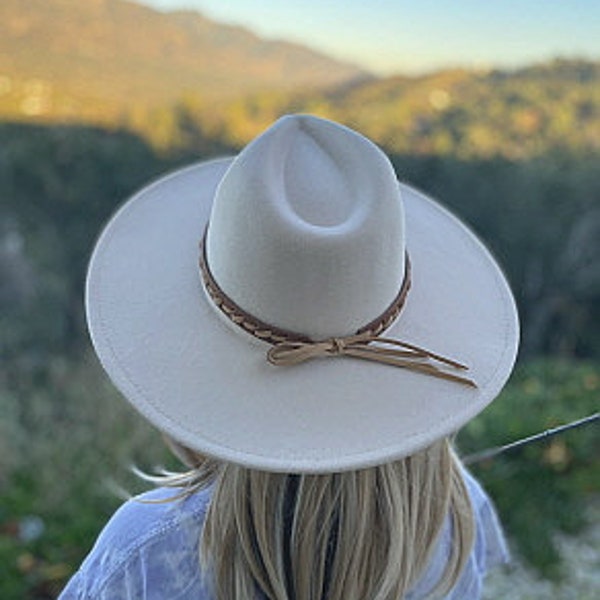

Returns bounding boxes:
[60,114,518,599]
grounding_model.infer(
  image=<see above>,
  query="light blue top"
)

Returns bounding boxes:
[59,470,508,599]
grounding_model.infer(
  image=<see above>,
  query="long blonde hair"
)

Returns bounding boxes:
[151,437,474,600]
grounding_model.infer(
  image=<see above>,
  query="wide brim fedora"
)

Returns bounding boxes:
[86,115,519,473]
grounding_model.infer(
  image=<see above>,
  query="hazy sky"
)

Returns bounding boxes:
[139,0,600,74]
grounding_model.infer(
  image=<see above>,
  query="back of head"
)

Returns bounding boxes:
[165,438,473,600]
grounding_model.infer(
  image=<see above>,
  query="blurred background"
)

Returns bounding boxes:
[0,1,598,597]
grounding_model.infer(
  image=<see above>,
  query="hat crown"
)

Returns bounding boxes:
[206,115,405,340]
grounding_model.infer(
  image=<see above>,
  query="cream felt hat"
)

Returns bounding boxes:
[86,114,519,473]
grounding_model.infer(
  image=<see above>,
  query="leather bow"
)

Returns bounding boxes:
[267,332,477,387]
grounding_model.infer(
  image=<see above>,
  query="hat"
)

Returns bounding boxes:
[86,115,519,473]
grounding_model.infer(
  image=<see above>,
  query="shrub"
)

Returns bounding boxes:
[458,358,600,577]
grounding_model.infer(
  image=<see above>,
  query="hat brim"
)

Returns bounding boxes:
[86,158,519,473]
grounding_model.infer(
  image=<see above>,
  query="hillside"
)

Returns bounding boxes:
[0,1,597,158]
[324,60,600,157]
[173,59,599,158]
[0,0,367,122]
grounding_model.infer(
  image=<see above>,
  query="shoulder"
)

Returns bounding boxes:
[87,486,210,555]
[448,469,509,598]
[59,486,214,599]
[462,468,510,571]
[408,468,509,600]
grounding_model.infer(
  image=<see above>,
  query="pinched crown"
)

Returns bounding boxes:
[205,115,406,340]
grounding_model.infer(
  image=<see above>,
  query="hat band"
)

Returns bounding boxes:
[199,234,476,387]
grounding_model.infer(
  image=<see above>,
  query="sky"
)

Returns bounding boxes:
[139,0,600,74]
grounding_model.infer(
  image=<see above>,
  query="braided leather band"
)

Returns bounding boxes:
[199,233,476,387]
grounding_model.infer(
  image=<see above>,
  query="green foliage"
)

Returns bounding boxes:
[389,150,600,358]
[0,354,171,599]
[0,123,233,362]
[458,359,600,576]
[0,124,163,356]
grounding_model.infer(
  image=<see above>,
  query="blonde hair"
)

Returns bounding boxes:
[151,437,474,600]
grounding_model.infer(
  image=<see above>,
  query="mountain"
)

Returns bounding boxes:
[1,0,597,159]
[0,0,368,122]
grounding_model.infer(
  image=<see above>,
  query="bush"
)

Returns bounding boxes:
[0,353,170,599]
[458,359,600,577]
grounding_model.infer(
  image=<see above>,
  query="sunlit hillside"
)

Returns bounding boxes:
[3,1,597,162]
[0,0,367,123]
[149,59,599,159]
